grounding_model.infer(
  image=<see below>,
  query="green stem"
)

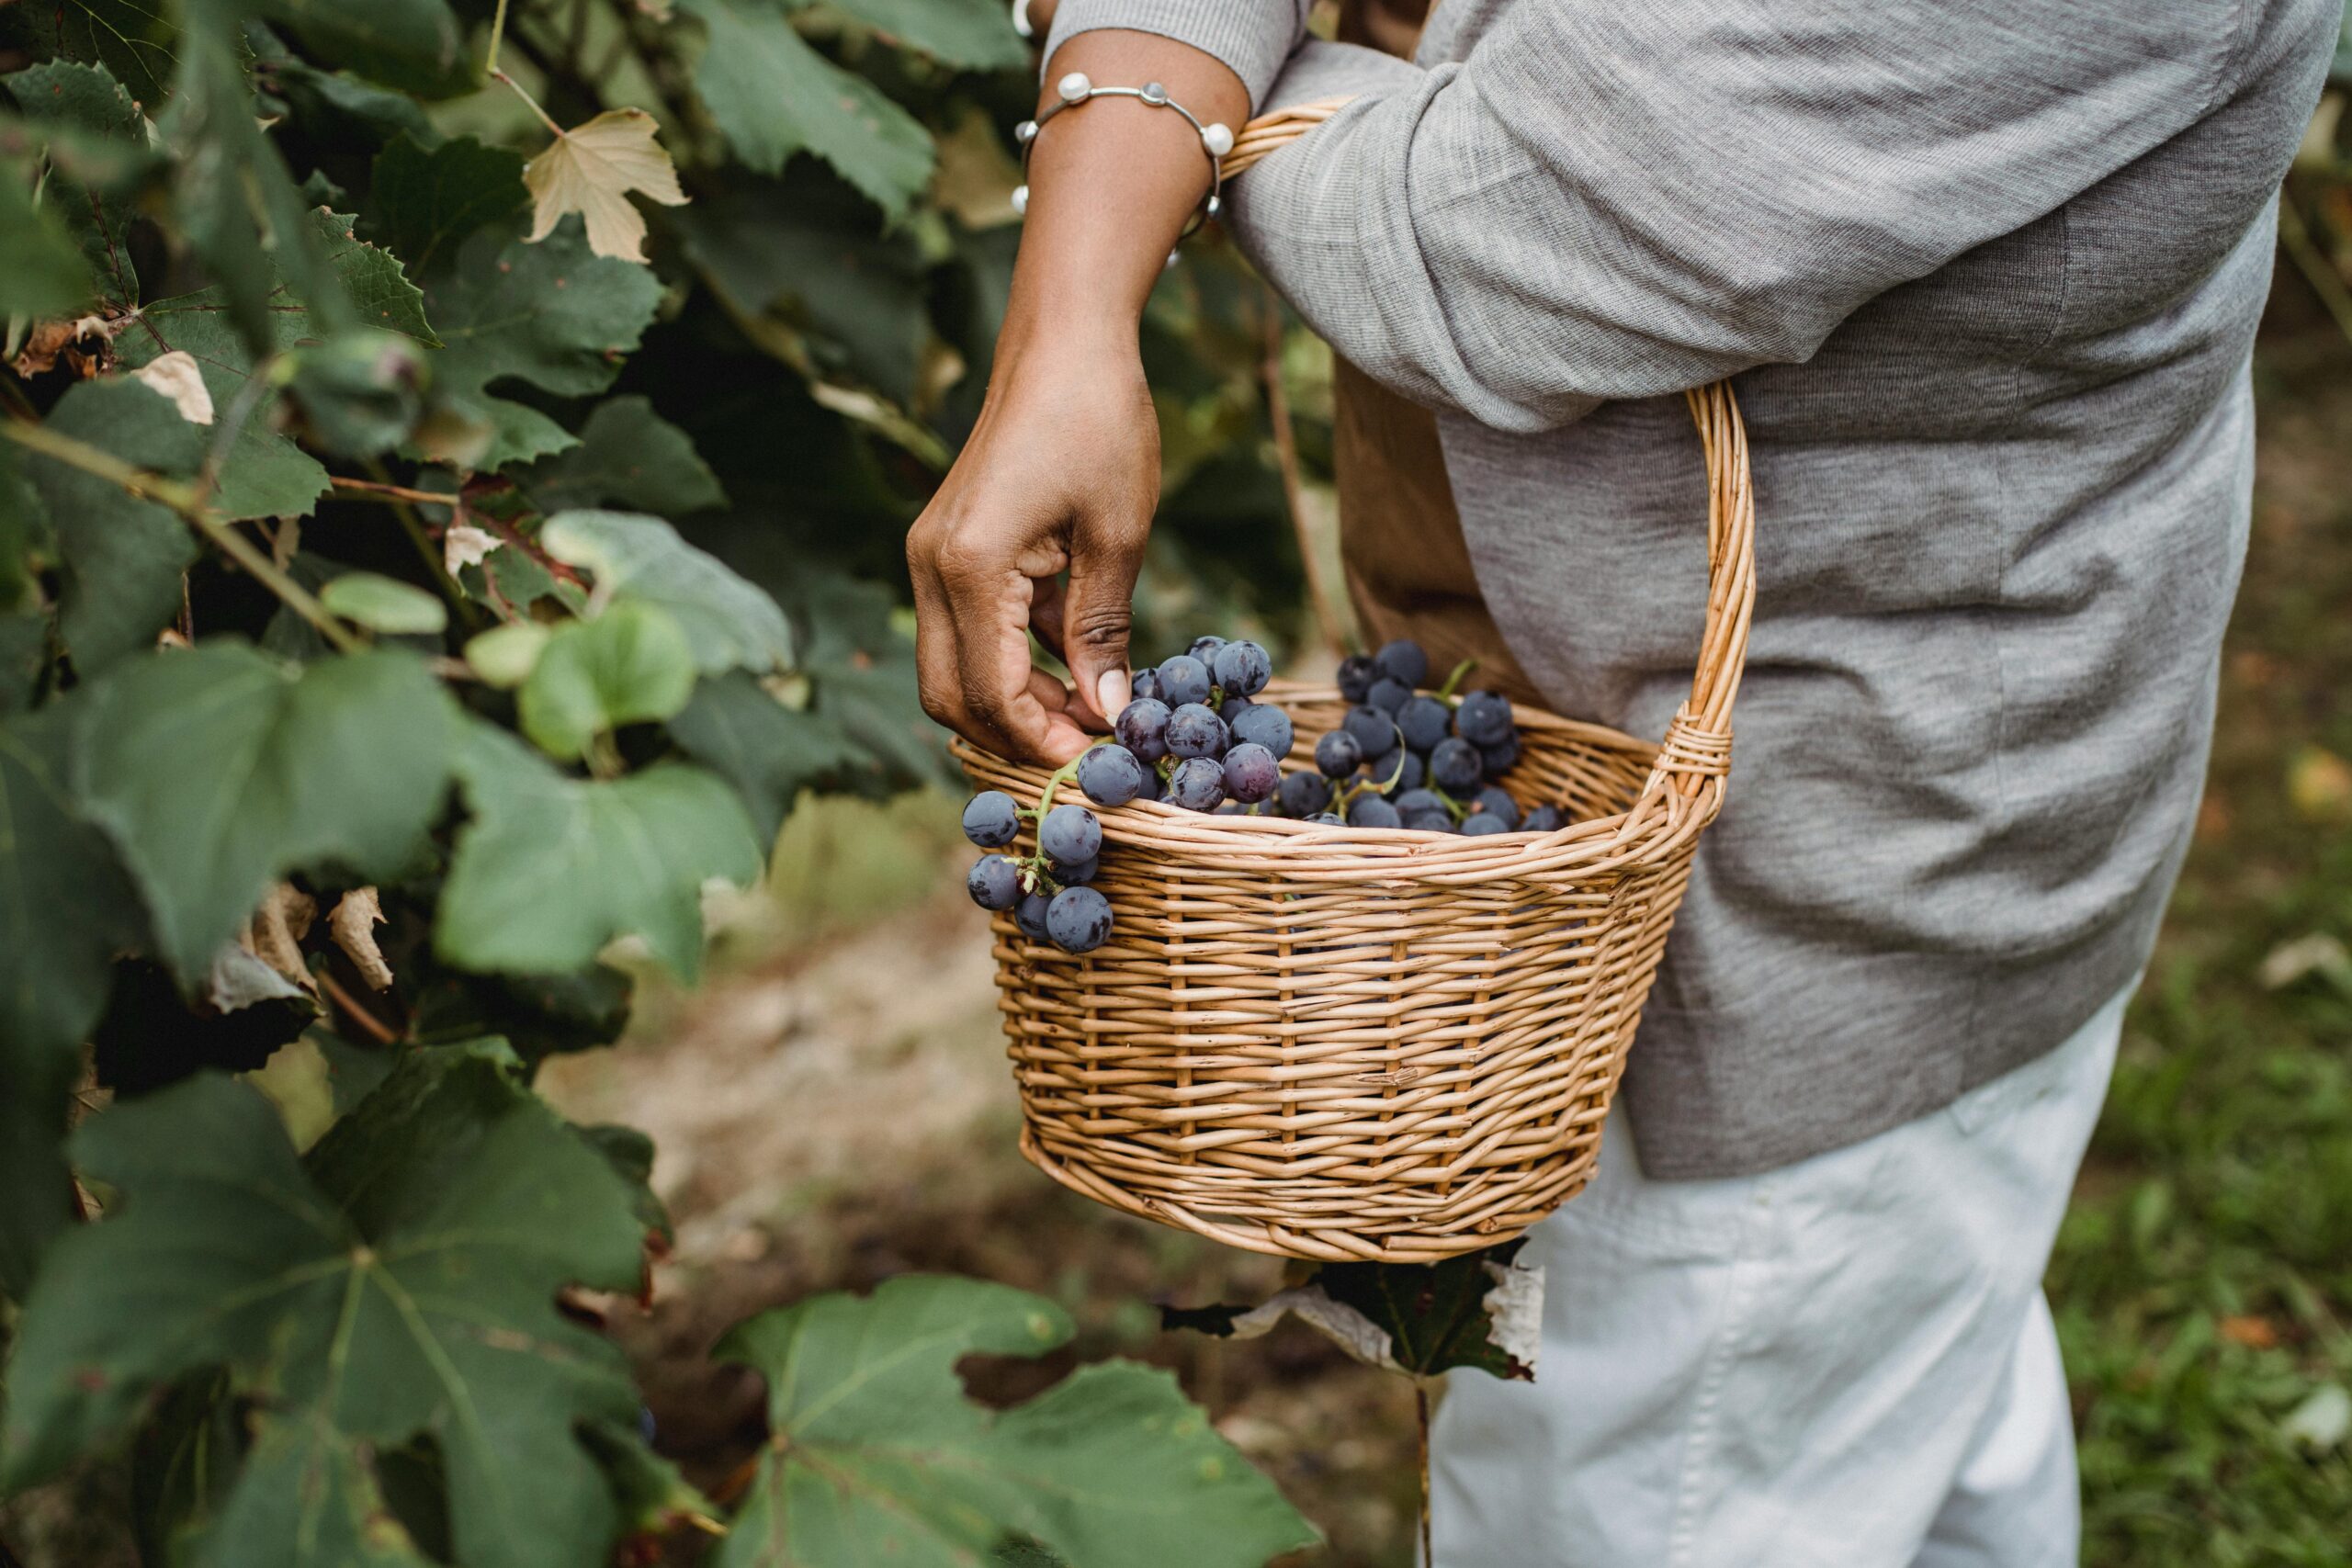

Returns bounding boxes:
[1033,751,1088,822]
[1433,658,1478,704]
[361,460,480,629]
[485,0,513,76]
[492,67,565,137]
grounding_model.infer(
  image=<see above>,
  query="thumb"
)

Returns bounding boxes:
[1060,521,1144,725]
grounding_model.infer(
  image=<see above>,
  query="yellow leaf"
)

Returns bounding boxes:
[2287,745,2352,824]
[524,107,689,264]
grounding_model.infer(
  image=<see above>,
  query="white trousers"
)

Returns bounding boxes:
[1430,985,2129,1568]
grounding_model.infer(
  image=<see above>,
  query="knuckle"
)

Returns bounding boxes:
[1068,599,1132,650]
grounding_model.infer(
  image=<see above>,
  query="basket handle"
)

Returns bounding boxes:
[1226,100,1757,802]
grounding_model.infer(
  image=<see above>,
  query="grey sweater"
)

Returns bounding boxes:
[1046,0,2338,1177]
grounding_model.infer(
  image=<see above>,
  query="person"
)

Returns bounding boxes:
[905,2,2339,1562]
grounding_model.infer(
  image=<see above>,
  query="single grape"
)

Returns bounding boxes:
[1211,639,1272,697]
[1348,795,1403,829]
[1223,741,1280,804]
[1039,803,1102,864]
[1220,694,1255,724]
[1394,788,1448,817]
[1115,698,1172,762]
[1015,890,1053,942]
[1521,804,1566,832]
[1401,807,1454,832]
[1430,737,1484,793]
[1046,886,1114,953]
[1315,729,1363,778]
[1398,694,1453,752]
[1336,654,1377,704]
[1131,666,1164,703]
[962,791,1021,849]
[1470,785,1521,829]
[1455,690,1514,747]
[1158,654,1212,707]
[1344,705,1401,759]
[1279,770,1333,817]
[1229,703,1294,757]
[1053,855,1099,885]
[1460,813,1512,836]
[1188,635,1227,662]
[1077,743,1148,807]
[967,854,1022,910]
[1480,733,1522,777]
[1166,703,1231,760]
[1367,676,1413,715]
[1374,638,1430,689]
[1167,756,1227,811]
[1309,811,1346,825]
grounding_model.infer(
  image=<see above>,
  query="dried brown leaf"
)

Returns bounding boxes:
[128,350,216,423]
[329,886,394,989]
[242,883,319,992]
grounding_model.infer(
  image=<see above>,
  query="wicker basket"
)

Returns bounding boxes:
[954,382,1754,1263]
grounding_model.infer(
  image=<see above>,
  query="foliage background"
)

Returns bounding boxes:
[2,3,2350,1565]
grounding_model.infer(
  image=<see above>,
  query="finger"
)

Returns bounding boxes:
[1061,518,1146,727]
[952,555,1090,765]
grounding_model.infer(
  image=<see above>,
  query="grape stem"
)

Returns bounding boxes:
[1433,658,1478,703]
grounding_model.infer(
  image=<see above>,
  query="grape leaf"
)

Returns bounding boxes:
[73,642,459,980]
[678,0,933,216]
[827,0,1029,69]
[0,168,95,318]
[665,671,865,841]
[413,218,663,469]
[250,25,437,149]
[515,396,729,515]
[9,0,177,106]
[6,60,149,310]
[0,705,144,1295]
[0,1042,653,1568]
[368,133,528,276]
[522,106,688,265]
[541,510,795,675]
[115,207,435,520]
[24,378,202,675]
[516,601,698,761]
[437,721,762,980]
[260,0,473,100]
[713,1275,1317,1568]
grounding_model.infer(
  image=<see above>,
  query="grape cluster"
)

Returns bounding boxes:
[962,635,1575,954]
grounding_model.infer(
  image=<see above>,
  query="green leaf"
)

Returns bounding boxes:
[517,601,698,761]
[438,722,761,980]
[0,1043,653,1568]
[10,0,177,106]
[250,23,437,148]
[6,60,148,310]
[260,0,473,100]
[678,0,933,216]
[541,511,795,675]
[826,0,1029,69]
[73,642,458,979]
[666,670,865,842]
[319,570,448,635]
[408,960,634,1066]
[0,158,97,318]
[413,219,662,469]
[367,133,528,277]
[0,705,144,1295]
[464,621,551,688]
[790,569,953,789]
[516,396,729,516]
[714,1276,1317,1568]
[24,378,202,675]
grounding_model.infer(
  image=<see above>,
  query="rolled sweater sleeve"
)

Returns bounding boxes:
[1217,1,2253,431]
[1042,0,1315,109]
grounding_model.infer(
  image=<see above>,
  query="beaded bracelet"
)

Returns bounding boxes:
[1012,73,1235,263]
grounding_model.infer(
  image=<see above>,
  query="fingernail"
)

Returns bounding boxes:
[1097,669,1130,716]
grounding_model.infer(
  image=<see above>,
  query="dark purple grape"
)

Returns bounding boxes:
[1158,655,1212,707]
[1188,635,1227,663]
[1314,729,1363,778]
[1521,804,1565,832]
[1398,695,1453,752]
[1279,770,1332,817]
[1347,795,1402,829]
[1039,803,1102,864]
[1131,666,1165,703]
[1166,703,1230,760]
[1078,744,1148,807]
[1394,788,1448,817]
[1454,690,1514,746]
[1214,801,1248,816]
[1167,756,1226,811]
[1222,742,1279,804]
[1229,703,1293,757]
[1116,697,1172,762]
[1336,654,1377,704]
[1343,705,1401,759]
[1053,856,1099,885]
[1046,886,1114,953]
[1470,785,1521,829]
[1430,737,1483,793]
[1367,748,1425,795]
[1460,813,1511,837]
[1401,807,1453,832]
[1015,890,1052,942]
[1367,677,1412,715]
[1374,638,1430,689]
[1480,733,1521,777]
[1309,811,1345,824]
[962,791,1021,848]
[1211,639,1272,698]
[1220,694,1255,724]
[967,854,1022,910]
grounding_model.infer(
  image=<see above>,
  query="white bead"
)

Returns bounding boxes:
[1140,81,1169,106]
[1205,194,1222,219]
[1164,248,1180,270]
[1200,122,1234,158]
[1012,0,1034,39]
[1011,184,1029,214]
[1014,118,1037,144]
[1057,72,1091,103]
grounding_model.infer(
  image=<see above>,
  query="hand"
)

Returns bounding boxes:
[908,327,1158,765]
